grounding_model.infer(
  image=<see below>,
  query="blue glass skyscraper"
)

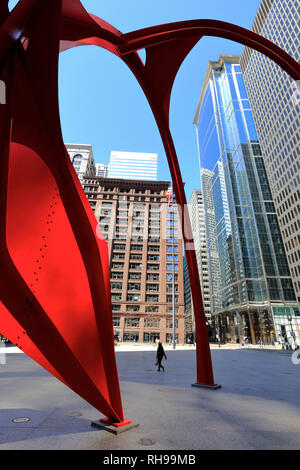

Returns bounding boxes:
[194,55,299,345]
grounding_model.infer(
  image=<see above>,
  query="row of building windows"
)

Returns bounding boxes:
[112,253,178,261]
[288,249,300,268]
[100,187,164,195]
[113,305,179,313]
[111,261,179,271]
[111,293,179,303]
[100,195,163,203]
[111,282,179,292]
[116,332,178,343]
[100,202,169,210]
[111,272,178,281]
[113,317,179,328]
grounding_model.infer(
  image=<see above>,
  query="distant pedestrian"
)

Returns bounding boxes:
[258,338,264,349]
[245,337,249,348]
[155,342,167,372]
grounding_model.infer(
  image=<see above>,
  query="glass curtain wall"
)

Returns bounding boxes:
[196,58,297,343]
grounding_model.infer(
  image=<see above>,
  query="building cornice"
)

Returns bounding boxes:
[83,176,171,190]
[193,54,240,125]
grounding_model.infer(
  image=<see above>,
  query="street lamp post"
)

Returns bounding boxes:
[287,313,297,350]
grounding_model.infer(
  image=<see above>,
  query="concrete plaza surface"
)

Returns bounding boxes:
[0,345,300,450]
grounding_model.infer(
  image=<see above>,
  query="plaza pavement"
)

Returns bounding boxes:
[0,343,299,450]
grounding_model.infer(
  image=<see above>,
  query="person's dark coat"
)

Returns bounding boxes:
[156,342,167,362]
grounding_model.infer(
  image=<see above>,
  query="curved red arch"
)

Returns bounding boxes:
[58,9,300,387]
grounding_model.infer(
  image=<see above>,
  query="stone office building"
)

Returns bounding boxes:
[83,176,185,345]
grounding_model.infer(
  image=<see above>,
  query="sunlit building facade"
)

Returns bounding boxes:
[194,55,299,345]
[188,190,212,322]
[66,143,96,183]
[108,151,158,181]
[82,176,185,345]
[240,0,300,316]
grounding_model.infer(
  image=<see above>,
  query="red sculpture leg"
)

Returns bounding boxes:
[120,47,216,386]
[0,0,125,424]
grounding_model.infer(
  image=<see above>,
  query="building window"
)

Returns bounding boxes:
[111,293,122,301]
[147,263,160,271]
[127,294,141,302]
[147,273,159,281]
[166,306,179,313]
[166,254,178,262]
[166,273,178,281]
[131,244,143,251]
[146,294,159,303]
[128,273,142,280]
[125,318,140,328]
[148,245,160,252]
[166,238,178,244]
[147,254,160,261]
[144,332,160,343]
[130,253,143,260]
[126,305,140,312]
[166,264,178,271]
[113,253,125,260]
[129,263,142,270]
[166,333,178,343]
[166,284,178,292]
[123,332,139,342]
[128,283,141,291]
[112,317,120,326]
[112,305,121,312]
[166,295,178,303]
[111,282,123,290]
[111,262,124,269]
[113,243,126,251]
[281,278,296,301]
[144,318,160,328]
[72,154,82,162]
[145,305,159,313]
[166,318,178,329]
[111,272,124,279]
[166,245,178,252]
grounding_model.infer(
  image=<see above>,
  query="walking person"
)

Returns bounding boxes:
[155,342,167,372]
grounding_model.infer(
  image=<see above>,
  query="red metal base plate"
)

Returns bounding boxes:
[100,417,132,428]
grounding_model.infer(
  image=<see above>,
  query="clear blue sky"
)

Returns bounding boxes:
[9,0,261,200]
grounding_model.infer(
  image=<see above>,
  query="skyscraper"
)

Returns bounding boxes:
[188,190,212,323]
[65,143,96,183]
[194,54,299,345]
[240,0,300,309]
[108,151,158,181]
[201,168,222,315]
[95,163,109,178]
[183,255,194,343]
[82,176,185,344]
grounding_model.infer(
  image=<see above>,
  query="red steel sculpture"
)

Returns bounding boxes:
[0,0,299,426]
